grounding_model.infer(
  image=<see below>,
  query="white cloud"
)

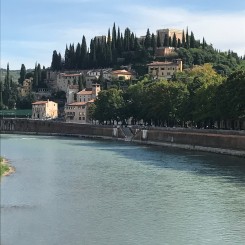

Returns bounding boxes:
[2,5,245,70]
[118,5,245,56]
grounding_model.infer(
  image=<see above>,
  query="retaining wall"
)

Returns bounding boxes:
[1,119,245,157]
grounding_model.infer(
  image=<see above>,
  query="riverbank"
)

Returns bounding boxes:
[1,118,245,157]
[0,157,15,177]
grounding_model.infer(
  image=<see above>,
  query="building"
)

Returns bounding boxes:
[66,85,79,104]
[19,78,33,97]
[111,69,134,80]
[155,47,176,57]
[32,100,58,119]
[94,35,107,44]
[77,84,100,103]
[147,59,182,79]
[57,73,81,92]
[64,101,94,123]
[156,28,182,46]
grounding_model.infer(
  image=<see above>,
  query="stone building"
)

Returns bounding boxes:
[32,100,58,119]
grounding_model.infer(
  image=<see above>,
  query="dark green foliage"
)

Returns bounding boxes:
[144,28,151,49]
[19,64,26,85]
[163,34,169,47]
[48,23,242,74]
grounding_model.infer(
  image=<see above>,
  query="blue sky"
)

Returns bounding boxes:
[1,0,245,70]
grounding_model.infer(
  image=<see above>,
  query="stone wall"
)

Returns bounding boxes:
[132,127,245,156]
[1,119,245,156]
[0,119,125,139]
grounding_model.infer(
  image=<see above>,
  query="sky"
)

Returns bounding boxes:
[1,0,245,70]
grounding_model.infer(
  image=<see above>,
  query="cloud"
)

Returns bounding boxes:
[118,5,245,56]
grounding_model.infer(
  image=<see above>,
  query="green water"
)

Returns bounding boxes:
[1,134,245,245]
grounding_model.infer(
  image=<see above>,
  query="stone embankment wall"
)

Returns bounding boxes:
[0,119,125,139]
[132,127,245,156]
[1,119,245,157]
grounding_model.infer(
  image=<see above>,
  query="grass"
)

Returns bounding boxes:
[0,157,10,176]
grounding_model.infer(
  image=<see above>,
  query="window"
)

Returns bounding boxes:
[82,117,85,120]
[79,117,81,120]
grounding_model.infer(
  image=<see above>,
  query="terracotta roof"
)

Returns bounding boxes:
[111,69,133,75]
[147,61,178,66]
[67,102,87,106]
[32,101,48,105]
[88,99,95,103]
[77,90,93,95]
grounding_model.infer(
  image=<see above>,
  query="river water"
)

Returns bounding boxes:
[1,134,245,245]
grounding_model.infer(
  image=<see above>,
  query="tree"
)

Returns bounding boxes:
[216,70,245,127]
[144,28,151,49]
[151,33,156,55]
[181,30,185,47]
[19,64,26,85]
[185,27,190,49]
[190,31,196,48]
[51,50,62,71]
[172,33,177,48]
[157,31,161,47]
[163,34,169,47]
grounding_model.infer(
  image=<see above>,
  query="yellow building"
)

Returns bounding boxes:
[156,28,182,46]
[147,59,182,79]
[77,84,100,103]
[111,69,133,80]
[32,100,58,119]
[64,100,94,124]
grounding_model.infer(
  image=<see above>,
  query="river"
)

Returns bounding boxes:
[1,134,245,245]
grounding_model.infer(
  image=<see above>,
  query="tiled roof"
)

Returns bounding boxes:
[77,90,93,95]
[67,102,87,106]
[111,69,133,75]
[147,61,178,66]
[32,101,48,105]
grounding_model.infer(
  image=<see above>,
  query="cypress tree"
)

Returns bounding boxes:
[19,64,26,85]
[81,35,87,68]
[185,27,190,49]
[172,33,177,48]
[75,43,81,69]
[177,38,181,48]
[151,33,156,55]
[144,28,151,49]
[202,37,206,49]
[190,31,195,48]
[182,30,185,47]
[157,31,161,47]
[169,36,172,47]
[163,34,169,47]
[112,22,117,49]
